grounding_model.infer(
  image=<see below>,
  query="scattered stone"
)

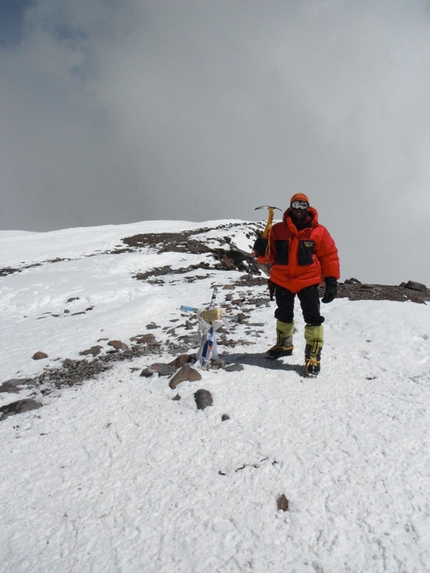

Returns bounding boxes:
[172,394,181,401]
[32,351,48,360]
[0,399,42,420]
[79,345,103,357]
[140,368,156,378]
[146,323,160,330]
[221,414,230,421]
[194,389,213,410]
[210,358,226,369]
[169,354,191,369]
[278,494,289,512]
[122,227,261,274]
[167,342,191,354]
[149,363,176,376]
[131,333,158,345]
[108,340,128,351]
[177,333,199,345]
[225,363,244,372]
[169,364,202,389]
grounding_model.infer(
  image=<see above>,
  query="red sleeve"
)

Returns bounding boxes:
[316,227,340,279]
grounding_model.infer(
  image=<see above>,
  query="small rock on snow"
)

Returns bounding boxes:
[194,389,213,410]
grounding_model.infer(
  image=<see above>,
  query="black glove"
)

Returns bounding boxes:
[253,235,268,257]
[322,277,338,304]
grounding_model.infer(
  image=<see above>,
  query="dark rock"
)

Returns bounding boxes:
[79,345,103,357]
[169,364,202,389]
[221,414,230,421]
[169,354,191,369]
[335,281,430,303]
[277,494,289,512]
[108,340,128,351]
[405,293,426,304]
[177,334,198,345]
[172,394,181,401]
[0,378,36,393]
[140,368,156,378]
[146,323,159,330]
[32,351,48,360]
[210,358,226,369]
[0,267,21,277]
[0,399,42,420]
[194,389,213,410]
[0,381,21,393]
[225,363,244,372]
[149,363,176,376]
[404,280,427,292]
[131,333,158,345]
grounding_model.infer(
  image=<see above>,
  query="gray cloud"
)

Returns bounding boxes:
[0,0,35,48]
[1,0,430,285]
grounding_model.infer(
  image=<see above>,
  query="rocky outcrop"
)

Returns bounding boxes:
[334,278,430,303]
[0,399,42,420]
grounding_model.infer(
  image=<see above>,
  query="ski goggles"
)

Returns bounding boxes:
[291,200,309,210]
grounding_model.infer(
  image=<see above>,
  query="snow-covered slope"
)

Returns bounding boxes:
[0,220,429,573]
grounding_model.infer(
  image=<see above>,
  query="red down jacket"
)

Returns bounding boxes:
[258,206,340,293]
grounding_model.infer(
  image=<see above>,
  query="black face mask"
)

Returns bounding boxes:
[290,209,309,229]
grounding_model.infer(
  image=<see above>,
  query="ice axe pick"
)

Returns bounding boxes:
[254,205,281,238]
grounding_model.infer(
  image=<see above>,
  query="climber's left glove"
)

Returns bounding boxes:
[322,277,338,304]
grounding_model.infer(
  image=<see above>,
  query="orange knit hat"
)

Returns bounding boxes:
[290,193,310,205]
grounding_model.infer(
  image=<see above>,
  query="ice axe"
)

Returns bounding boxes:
[254,205,281,238]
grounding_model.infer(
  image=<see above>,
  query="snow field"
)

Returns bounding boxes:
[1,220,429,572]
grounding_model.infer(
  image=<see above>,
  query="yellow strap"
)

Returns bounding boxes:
[262,207,274,238]
[262,207,274,261]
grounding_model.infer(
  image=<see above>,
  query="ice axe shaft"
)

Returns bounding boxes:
[254,205,281,238]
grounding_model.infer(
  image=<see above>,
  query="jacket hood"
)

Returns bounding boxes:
[283,206,319,229]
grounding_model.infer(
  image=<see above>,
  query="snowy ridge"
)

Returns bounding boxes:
[0,220,429,573]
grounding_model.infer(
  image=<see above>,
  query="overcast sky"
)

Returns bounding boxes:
[1,0,430,285]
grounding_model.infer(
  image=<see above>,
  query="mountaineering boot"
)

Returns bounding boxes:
[304,325,323,377]
[266,321,294,359]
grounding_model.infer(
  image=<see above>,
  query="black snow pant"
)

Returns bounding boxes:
[274,284,324,326]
